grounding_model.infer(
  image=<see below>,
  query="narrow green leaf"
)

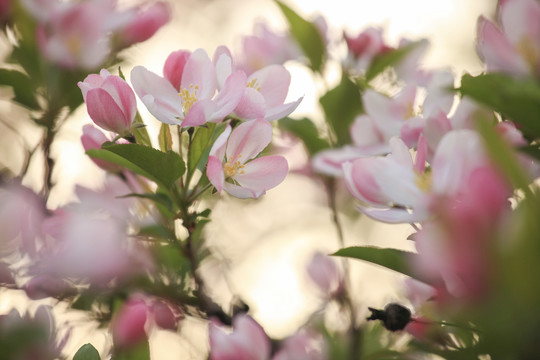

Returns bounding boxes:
[119,192,174,212]
[320,74,363,145]
[278,117,330,155]
[275,0,325,72]
[159,123,173,152]
[366,40,426,81]
[188,123,227,175]
[73,343,101,360]
[0,69,39,109]
[333,246,420,280]
[112,339,150,360]
[459,73,540,139]
[86,144,185,189]
[131,112,152,147]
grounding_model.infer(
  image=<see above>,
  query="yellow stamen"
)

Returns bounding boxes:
[247,78,262,92]
[224,155,245,178]
[179,84,199,113]
[415,171,431,192]
[517,36,539,70]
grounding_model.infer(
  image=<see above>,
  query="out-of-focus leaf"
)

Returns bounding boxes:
[366,41,424,81]
[320,74,363,145]
[73,344,101,360]
[0,69,39,109]
[87,144,185,189]
[333,246,420,280]
[275,0,325,72]
[159,123,173,152]
[459,73,540,139]
[278,117,330,155]
[119,192,174,212]
[112,339,150,360]
[476,116,532,193]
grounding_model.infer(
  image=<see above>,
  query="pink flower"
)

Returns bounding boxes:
[237,21,301,74]
[306,252,343,298]
[477,0,540,75]
[214,48,302,122]
[413,165,511,300]
[344,27,392,73]
[131,48,246,127]
[115,1,170,48]
[209,314,271,360]
[207,119,288,199]
[34,0,120,69]
[163,49,191,91]
[78,69,137,135]
[272,330,327,360]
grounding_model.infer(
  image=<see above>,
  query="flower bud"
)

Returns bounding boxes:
[78,69,137,135]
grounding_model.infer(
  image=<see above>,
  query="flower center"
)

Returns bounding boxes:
[415,171,431,192]
[179,84,199,113]
[247,78,262,92]
[517,36,539,70]
[224,156,245,178]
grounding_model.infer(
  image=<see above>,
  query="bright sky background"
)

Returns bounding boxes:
[1,0,497,358]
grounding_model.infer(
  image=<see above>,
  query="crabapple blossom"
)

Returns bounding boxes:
[237,21,301,74]
[206,119,288,199]
[477,0,540,76]
[131,48,246,127]
[209,314,271,360]
[343,130,492,223]
[344,27,392,73]
[81,124,123,172]
[214,48,303,122]
[163,49,191,91]
[413,165,511,300]
[272,330,328,360]
[78,69,137,135]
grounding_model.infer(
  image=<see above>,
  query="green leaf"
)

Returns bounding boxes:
[159,123,173,152]
[278,117,330,155]
[131,112,152,147]
[0,69,39,109]
[366,40,426,81]
[112,339,150,360]
[188,123,227,175]
[86,144,185,189]
[320,74,363,145]
[275,0,325,72]
[73,343,101,360]
[459,73,540,139]
[119,192,175,212]
[333,246,421,280]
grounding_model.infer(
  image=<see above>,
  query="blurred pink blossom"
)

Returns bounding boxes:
[477,0,540,76]
[81,124,123,172]
[115,1,170,48]
[344,27,392,73]
[78,69,137,135]
[207,119,289,199]
[209,314,271,360]
[272,330,327,360]
[306,252,343,298]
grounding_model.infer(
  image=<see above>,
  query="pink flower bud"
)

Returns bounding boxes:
[23,275,71,300]
[78,69,137,135]
[307,252,343,297]
[112,300,149,349]
[116,2,171,48]
[81,124,122,172]
[151,300,181,331]
[163,50,191,91]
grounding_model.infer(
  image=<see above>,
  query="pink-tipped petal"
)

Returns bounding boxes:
[163,49,191,91]
[235,87,266,120]
[226,119,272,162]
[131,66,183,125]
[207,155,225,194]
[183,99,215,127]
[210,71,247,122]
[86,88,130,134]
[235,155,288,192]
[249,64,291,107]
[263,97,303,122]
[181,49,217,100]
